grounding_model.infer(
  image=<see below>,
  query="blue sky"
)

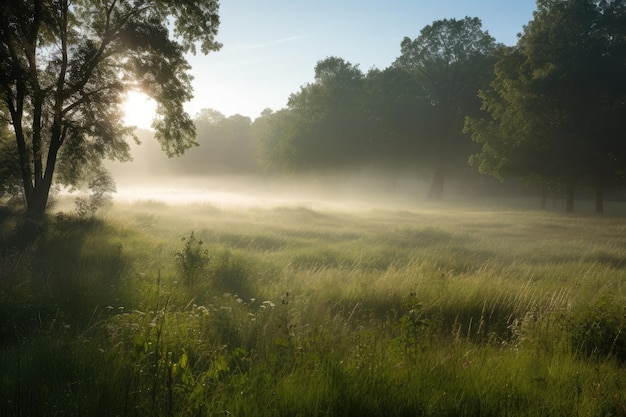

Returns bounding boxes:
[182,0,538,121]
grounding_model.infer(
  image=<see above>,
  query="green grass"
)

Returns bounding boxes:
[2,199,626,416]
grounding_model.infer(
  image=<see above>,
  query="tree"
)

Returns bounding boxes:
[465,46,563,200]
[0,0,221,215]
[256,108,300,173]
[362,66,428,168]
[259,57,368,172]
[467,0,626,213]
[394,17,498,199]
[171,109,257,174]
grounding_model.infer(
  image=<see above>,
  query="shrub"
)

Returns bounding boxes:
[74,168,116,218]
[175,231,208,286]
[565,296,626,363]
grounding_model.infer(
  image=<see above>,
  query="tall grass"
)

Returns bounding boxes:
[2,200,626,416]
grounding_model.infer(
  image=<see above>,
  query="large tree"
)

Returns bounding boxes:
[0,0,221,214]
[394,17,498,199]
[467,0,626,213]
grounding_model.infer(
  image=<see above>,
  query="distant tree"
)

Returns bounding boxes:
[219,114,257,172]
[249,107,274,165]
[177,110,257,174]
[0,0,221,215]
[260,57,368,172]
[255,108,299,172]
[467,0,626,212]
[394,17,498,199]
[362,66,433,169]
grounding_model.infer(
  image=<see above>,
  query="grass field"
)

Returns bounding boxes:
[1,197,626,416]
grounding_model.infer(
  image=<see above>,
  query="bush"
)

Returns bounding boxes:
[175,231,208,286]
[566,296,626,363]
[74,168,115,218]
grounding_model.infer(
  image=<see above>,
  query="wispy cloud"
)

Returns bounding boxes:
[237,35,309,50]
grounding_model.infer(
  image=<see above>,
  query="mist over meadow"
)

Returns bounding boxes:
[3,1,626,416]
[106,128,442,210]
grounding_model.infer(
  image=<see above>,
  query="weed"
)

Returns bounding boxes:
[395,293,431,354]
[175,231,208,286]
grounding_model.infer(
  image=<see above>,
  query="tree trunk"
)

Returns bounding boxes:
[565,184,575,213]
[540,190,548,209]
[26,137,60,216]
[595,185,604,214]
[427,164,445,200]
[26,183,52,216]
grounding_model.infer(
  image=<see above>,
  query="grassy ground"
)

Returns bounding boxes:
[1,198,626,416]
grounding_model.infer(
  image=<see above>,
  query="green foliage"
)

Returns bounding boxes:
[260,57,369,172]
[564,295,626,364]
[467,0,626,212]
[257,31,495,188]
[175,231,208,286]
[256,108,302,172]
[394,16,499,199]
[363,67,431,166]
[395,293,431,353]
[74,168,116,218]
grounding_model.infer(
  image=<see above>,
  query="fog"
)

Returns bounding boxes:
[109,172,436,211]
[102,128,500,211]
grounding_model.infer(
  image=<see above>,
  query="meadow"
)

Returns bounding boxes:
[1,197,626,416]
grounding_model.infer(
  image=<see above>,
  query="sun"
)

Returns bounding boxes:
[122,90,156,130]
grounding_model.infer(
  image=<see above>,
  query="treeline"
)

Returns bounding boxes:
[163,16,496,199]
[168,2,626,212]
[12,0,623,212]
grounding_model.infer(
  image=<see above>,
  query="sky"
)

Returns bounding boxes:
[125,0,538,127]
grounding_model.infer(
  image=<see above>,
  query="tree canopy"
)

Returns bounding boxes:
[393,17,498,199]
[258,18,498,196]
[260,57,368,172]
[0,0,221,214]
[466,0,626,212]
